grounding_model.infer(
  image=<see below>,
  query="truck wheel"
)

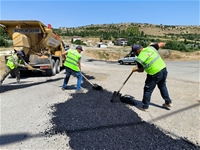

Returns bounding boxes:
[55,59,60,73]
[44,59,56,76]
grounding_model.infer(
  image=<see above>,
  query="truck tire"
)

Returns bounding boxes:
[55,59,60,73]
[43,59,56,76]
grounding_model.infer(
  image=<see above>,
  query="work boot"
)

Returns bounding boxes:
[61,87,68,91]
[162,103,173,108]
[138,106,148,112]
[75,88,84,93]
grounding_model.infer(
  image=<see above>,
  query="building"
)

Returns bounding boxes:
[72,36,81,42]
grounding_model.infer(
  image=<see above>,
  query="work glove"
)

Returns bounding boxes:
[132,66,138,72]
[28,66,34,70]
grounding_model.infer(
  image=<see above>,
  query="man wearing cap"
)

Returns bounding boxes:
[61,45,83,93]
[131,42,172,111]
[0,51,27,85]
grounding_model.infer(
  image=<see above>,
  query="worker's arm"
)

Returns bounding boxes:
[62,50,68,55]
[78,58,81,71]
[21,58,29,66]
[136,62,144,72]
[150,42,165,50]
[157,42,165,48]
[13,57,25,67]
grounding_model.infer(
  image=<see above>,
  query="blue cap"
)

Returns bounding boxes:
[17,51,24,56]
[132,44,141,52]
[76,46,83,51]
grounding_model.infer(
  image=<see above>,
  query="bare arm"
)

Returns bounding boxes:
[157,42,165,49]
[13,57,24,67]
[78,58,81,71]
[62,50,68,55]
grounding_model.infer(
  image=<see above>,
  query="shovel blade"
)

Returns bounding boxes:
[92,83,103,91]
[110,91,122,102]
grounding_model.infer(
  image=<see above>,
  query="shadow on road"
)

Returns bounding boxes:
[46,74,199,149]
[0,77,63,93]
[0,133,31,145]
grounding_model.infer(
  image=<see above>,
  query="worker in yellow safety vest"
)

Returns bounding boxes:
[0,51,27,85]
[131,42,173,111]
[61,46,83,93]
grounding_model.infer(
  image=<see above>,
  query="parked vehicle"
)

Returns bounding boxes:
[118,53,137,65]
[0,20,66,76]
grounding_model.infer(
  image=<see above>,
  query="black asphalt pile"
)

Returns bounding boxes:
[47,81,200,150]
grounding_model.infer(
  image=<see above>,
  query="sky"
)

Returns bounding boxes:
[0,0,199,28]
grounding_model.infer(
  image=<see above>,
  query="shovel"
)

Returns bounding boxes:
[25,65,45,72]
[110,67,138,102]
[82,73,103,91]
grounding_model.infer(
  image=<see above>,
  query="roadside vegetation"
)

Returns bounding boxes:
[54,23,200,52]
[1,23,200,52]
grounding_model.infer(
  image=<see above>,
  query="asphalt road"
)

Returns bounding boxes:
[0,54,199,149]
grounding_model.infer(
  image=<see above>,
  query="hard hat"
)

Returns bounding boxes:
[132,44,141,52]
[17,51,24,56]
[76,45,83,51]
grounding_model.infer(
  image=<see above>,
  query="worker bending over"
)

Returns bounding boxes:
[131,42,173,111]
[0,51,27,85]
[62,46,83,93]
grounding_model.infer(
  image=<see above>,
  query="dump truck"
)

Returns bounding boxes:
[0,20,66,76]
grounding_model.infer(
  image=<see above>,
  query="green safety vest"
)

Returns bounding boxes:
[6,54,21,70]
[136,46,166,75]
[64,49,81,72]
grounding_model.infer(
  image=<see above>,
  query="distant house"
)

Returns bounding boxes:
[116,38,128,46]
[72,36,81,42]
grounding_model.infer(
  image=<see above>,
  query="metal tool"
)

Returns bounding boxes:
[25,65,45,72]
[82,73,103,91]
[110,67,138,102]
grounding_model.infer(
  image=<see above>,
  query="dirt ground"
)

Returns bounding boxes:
[83,46,200,62]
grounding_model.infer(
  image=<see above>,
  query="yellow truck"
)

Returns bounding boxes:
[0,20,66,76]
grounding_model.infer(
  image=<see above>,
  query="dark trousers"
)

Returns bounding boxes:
[142,68,172,109]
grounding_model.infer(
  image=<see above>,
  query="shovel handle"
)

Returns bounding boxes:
[82,73,95,86]
[117,69,136,92]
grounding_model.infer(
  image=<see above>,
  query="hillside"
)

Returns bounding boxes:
[59,23,200,37]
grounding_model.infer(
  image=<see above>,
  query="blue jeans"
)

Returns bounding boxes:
[142,68,172,109]
[62,67,82,90]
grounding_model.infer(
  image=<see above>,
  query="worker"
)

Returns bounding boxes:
[61,45,83,93]
[131,42,172,111]
[0,51,27,85]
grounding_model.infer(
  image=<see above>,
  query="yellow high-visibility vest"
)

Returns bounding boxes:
[6,54,19,69]
[136,46,166,75]
[64,49,81,72]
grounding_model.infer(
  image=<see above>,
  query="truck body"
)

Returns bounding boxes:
[0,20,66,76]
